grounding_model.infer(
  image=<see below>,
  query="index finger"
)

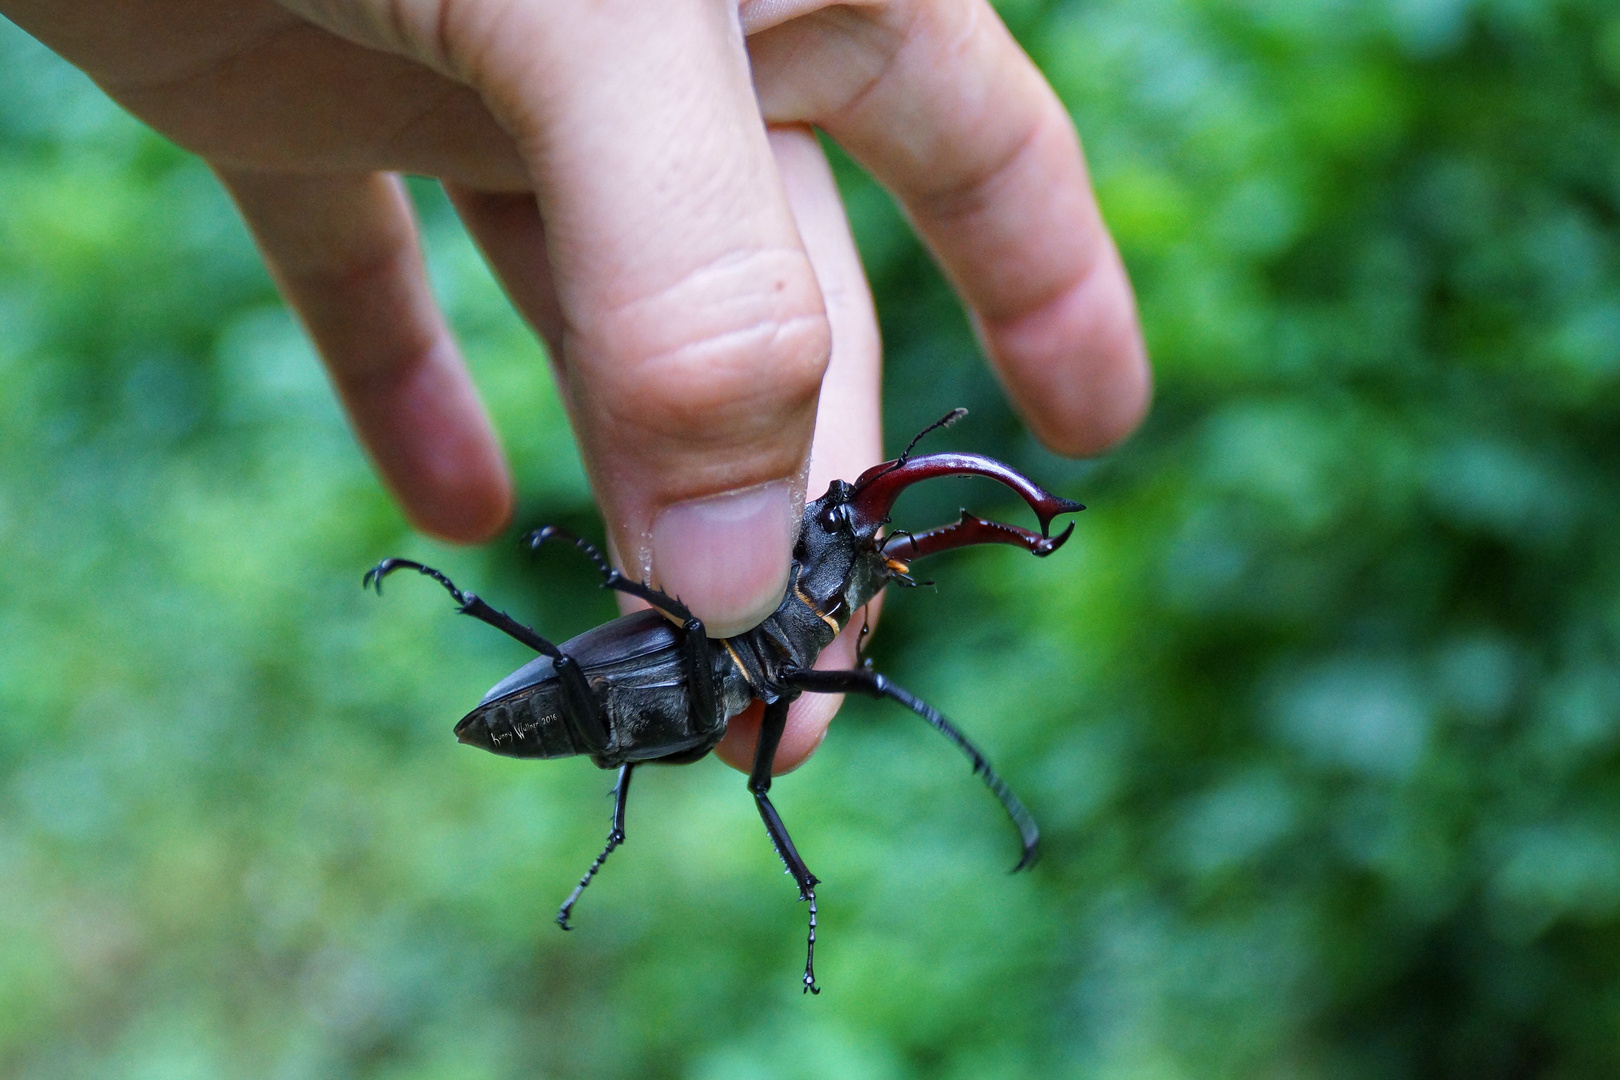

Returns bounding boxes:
[747,0,1150,456]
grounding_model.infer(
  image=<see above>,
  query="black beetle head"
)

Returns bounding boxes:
[793,435,1085,624]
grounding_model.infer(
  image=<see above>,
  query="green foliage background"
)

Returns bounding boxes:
[4,1,1620,1076]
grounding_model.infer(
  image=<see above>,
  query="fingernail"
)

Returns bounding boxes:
[650,480,796,637]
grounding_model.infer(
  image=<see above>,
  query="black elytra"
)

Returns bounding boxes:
[364,410,1083,994]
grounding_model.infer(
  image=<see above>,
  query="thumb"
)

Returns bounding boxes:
[277,0,829,635]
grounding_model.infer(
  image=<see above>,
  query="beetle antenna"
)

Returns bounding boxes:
[860,408,968,491]
[898,407,967,466]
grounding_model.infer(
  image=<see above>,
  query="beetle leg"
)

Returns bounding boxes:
[597,571,692,626]
[365,558,612,754]
[366,559,563,653]
[671,613,723,738]
[524,530,725,735]
[528,525,692,626]
[597,575,725,738]
[556,763,634,930]
[523,526,613,578]
[526,525,706,626]
[524,526,701,626]
[749,693,821,995]
[782,665,1041,871]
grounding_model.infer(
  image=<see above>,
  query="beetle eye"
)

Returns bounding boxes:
[817,504,845,532]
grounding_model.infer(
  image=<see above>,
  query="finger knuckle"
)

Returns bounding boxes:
[617,314,830,435]
[588,251,832,449]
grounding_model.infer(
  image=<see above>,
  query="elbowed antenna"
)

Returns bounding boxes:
[859,407,968,489]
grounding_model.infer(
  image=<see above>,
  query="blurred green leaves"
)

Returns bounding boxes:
[4,0,1620,1077]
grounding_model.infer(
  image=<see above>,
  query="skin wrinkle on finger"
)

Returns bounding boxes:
[587,311,830,450]
[738,0,871,37]
[976,245,1150,454]
[275,0,457,75]
[4,0,299,89]
[892,98,1114,318]
[574,246,825,369]
[775,5,1053,237]
[560,241,830,581]
[749,7,905,128]
[906,111,1089,310]
[534,115,801,302]
[106,21,528,187]
[360,76,496,181]
[386,0,458,72]
[236,187,419,294]
[473,5,800,283]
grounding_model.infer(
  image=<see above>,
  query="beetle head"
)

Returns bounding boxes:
[794,432,1085,622]
[794,478,880,615]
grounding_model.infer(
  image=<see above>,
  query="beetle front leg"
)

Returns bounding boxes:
[557,763,634,930]
[782,665,1040,871]
[749,694,821,995]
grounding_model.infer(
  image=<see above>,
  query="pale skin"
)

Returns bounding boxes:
[4,0,1149,773]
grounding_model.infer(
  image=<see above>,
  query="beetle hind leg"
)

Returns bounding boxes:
[557,764,635,930]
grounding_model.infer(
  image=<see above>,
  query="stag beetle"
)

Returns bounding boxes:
[364,410,1082,993]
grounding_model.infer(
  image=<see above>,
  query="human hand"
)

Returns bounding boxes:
[4,0,1147,771]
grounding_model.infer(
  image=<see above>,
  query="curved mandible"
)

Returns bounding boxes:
[881,510,1076,563]
[848,451,1085,538]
